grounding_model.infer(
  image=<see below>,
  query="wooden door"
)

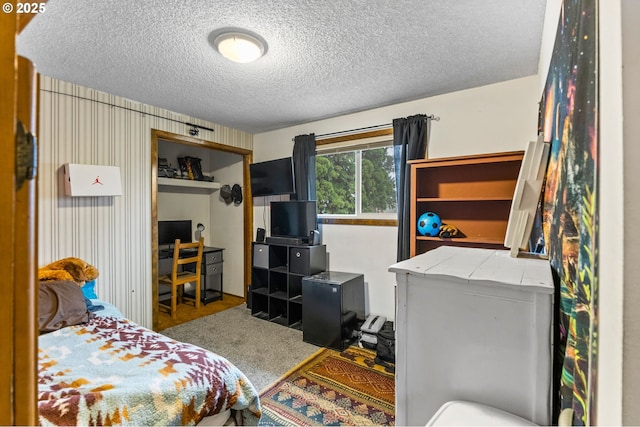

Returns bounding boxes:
[0,4,40,424]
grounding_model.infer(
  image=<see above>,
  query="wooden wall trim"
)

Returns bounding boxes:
[14,55,38,427]
[1,3,43,423]
[0,5,18,424]
[316,128,393,146]
[243,152,253,300]
[151,131,160,330]
[154,129,252,155]
[319,218,398,226]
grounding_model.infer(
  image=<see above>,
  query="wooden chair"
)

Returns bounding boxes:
[158,237,204,319]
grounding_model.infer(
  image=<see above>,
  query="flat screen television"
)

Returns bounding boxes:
[158,220,192,246]
[270,201,317,241]
[250,157,295,197]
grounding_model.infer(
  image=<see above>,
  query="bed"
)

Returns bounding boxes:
[37,280,261,426]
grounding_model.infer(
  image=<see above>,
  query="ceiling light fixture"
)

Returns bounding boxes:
[213,31,266,63]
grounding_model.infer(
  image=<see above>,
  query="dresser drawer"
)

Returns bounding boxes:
[204,250,223,265]
[203,261,223,276]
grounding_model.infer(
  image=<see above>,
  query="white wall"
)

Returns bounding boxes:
[255,76,539,161]
[38,76,252,327]
[209,150,245,297]
[322,225,397,318]
[622,2,640,424]
[598,0,625,424]
[538,0,563,95]
[253,76,540,318]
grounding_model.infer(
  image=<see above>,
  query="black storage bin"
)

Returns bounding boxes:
[289,246,326,275]
[375,321,395,364]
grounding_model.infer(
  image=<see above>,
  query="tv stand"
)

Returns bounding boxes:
[265,236,305,245]
[250,241,326,330]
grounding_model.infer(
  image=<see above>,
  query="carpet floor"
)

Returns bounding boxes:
[161,304,320,393]
[258,346,395,426]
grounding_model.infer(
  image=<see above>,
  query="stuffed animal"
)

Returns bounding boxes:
[439,223,463,238]
[38,257,99,286]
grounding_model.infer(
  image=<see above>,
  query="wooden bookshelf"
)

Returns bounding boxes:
[409,151,524,257]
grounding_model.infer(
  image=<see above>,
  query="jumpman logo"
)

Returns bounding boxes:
[92,176,103,185]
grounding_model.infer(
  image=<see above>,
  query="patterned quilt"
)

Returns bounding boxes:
[38,310,261,426]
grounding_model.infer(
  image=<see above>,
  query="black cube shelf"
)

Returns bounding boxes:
[250,242,327,330]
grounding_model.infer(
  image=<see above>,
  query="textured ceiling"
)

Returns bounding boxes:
[17,0,547,134]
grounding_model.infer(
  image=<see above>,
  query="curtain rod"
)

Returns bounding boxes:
[41,89,214,134]
[310,114,440,140]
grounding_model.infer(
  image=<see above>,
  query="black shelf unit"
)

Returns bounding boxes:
[250,242,327,329]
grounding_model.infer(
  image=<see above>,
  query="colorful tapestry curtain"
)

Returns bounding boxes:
[539,0,599,425]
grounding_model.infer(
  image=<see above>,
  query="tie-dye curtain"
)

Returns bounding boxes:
[539,1,598,425]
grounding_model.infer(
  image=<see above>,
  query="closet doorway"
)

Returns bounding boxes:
[150,129,253,331]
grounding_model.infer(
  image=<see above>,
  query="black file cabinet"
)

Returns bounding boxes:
[302,271,365,351]
[183,247,224,304]
[200,248,224,303]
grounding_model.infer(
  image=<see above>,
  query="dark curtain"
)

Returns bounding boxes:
[292,133,316,201]
[393,114,429,261]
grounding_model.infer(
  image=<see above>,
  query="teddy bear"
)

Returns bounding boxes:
[38,257,99,286]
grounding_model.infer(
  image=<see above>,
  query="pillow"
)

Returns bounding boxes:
[82,279,98,299]
[39,280,94,334]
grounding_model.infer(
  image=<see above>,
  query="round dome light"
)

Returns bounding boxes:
[214,32,265,63]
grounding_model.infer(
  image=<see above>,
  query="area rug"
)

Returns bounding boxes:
[258,346,395,426]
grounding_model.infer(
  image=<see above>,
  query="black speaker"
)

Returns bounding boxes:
[256,228,265,242]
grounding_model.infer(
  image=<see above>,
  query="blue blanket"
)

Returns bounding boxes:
[38,302,261,425]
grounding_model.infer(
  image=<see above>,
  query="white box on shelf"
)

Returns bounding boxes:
[63,163,122,196]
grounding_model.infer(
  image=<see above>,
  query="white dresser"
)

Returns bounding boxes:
[389,246,554,426]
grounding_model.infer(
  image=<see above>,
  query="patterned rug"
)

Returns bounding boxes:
[258,346,395,426]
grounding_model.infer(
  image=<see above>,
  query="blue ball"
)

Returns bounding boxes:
[417,212,442,236]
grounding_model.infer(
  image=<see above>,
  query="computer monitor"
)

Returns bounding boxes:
[158,220,192,246]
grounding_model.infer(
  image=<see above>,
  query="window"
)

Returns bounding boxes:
[316,136,396,220]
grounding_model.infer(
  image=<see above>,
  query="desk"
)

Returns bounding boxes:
[159,246,224,304]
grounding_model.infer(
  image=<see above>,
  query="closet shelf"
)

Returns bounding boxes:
[158,177,221,192]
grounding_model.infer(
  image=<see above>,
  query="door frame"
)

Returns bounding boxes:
[150,129,253,331]
[1,4,41,424]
